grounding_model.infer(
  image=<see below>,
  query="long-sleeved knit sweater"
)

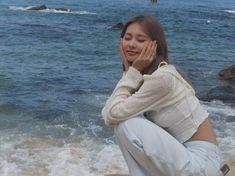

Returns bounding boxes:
[101,64,208,143]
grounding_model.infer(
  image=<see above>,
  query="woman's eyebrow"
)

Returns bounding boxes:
[125,33,132,36]
[125,32,148,37]
[137,34,148,38]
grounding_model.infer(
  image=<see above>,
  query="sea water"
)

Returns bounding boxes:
[0,0,234,175]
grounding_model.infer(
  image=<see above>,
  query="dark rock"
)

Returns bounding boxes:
[55,8,69,11]
[219,64,235,82]
[226,116,235,122]
[27,5,47,11]
[107,23,124,30]
[201,86,235,103]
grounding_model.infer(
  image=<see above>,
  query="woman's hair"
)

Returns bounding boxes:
[120,15,169,74]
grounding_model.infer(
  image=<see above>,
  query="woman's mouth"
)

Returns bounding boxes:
[126,50,138,56]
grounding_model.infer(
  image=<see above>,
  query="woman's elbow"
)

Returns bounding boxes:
[102,108,116,126]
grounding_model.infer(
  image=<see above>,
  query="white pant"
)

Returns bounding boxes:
[114,116,222,176]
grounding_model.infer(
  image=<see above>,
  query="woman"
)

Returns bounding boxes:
[102,15,223,176]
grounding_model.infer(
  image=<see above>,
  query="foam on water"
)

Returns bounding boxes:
[224,9,235,14]
[0,133,128,176]
[9,6,96,15]
[202,100,235,160]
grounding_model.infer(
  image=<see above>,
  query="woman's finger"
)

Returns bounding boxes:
[149,41,157,59]
[137,41,150,61]
[143,41,155,62]
[145,41,154,60]
[150,43,157,60]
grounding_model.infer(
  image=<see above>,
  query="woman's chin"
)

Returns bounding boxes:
[127,58,136,63]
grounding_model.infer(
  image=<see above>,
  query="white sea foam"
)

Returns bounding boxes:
[9,6,96,15]
[0,134,128,176]
[224,9,235,14]
[9,6,27,11]
[0,160,20,176]
[202,100,235,160]
[202,100,235,116]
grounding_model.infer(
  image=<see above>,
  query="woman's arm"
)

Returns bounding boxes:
[102,67,173,125]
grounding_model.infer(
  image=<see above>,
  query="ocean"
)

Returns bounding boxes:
[0,0,234,175]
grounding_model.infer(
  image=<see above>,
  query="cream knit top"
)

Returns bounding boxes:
[101,64,208,143]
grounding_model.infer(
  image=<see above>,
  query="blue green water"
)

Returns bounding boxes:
[0,0,234,175]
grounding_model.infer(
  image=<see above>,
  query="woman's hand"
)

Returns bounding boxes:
[120,38,129,73]
[132,41,157,73]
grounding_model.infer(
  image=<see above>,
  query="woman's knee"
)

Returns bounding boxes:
[114,117,147,145]
[114,116,145,136]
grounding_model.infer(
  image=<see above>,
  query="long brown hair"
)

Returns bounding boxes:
[120,15,169,74]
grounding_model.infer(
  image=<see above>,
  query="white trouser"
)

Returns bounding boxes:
[114,116,222,176]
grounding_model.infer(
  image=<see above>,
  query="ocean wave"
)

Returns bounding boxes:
[0,135,128,176]
[202,100,235,117]
[9,6,96,15]
[202,100,235,160]
[224,9,235,14]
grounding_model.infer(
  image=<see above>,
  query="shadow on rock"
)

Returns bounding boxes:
[27,5,69,12]
[200,86,235,103]
[219,65,235,82]
[27,5,47,10]
[107,23,124,30]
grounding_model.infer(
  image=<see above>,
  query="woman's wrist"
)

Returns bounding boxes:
[132,63,143,73]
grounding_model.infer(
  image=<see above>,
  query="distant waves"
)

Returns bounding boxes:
[224,9,235,14]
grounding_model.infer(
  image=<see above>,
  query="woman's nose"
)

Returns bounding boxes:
[128,39,136,48]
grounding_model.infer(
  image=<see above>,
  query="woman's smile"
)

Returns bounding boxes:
[126,50,139,56]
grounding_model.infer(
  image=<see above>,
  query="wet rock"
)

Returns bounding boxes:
[27,5,47,11]
[201,86,235,103]
[55,8,69,11]
[107,23,124,30]
[219,65,235,82]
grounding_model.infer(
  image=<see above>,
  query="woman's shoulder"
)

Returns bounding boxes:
[148,64,176,78]
[145,65,174,79]
[143,66,175,90]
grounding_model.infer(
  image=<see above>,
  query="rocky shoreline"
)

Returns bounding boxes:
[199,65,235,104]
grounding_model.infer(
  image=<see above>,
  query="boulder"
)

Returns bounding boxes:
[219,64,235,82]
[107,23,124,30]
[55,8,69,12]
[27,5,47,11]
[201,86,235,103]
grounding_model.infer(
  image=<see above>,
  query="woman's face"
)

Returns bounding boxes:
[122,22,152,63]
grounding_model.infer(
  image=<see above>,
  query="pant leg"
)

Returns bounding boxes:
[115,133,150,176]
[114,116,221,176]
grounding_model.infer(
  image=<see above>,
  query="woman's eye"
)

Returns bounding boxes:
[124,37,131,40]
[138,39,146,43]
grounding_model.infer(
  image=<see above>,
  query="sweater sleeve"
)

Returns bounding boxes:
[102,67,173,126]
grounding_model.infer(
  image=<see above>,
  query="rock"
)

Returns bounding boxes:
[226,116,235,122]
[27,5,47,11]
[219,65,235,82]
[55,8,69,12]
[201,86,235,103]
[107,23,124,30]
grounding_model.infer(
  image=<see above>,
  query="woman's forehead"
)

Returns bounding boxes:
[125,23,149,37]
